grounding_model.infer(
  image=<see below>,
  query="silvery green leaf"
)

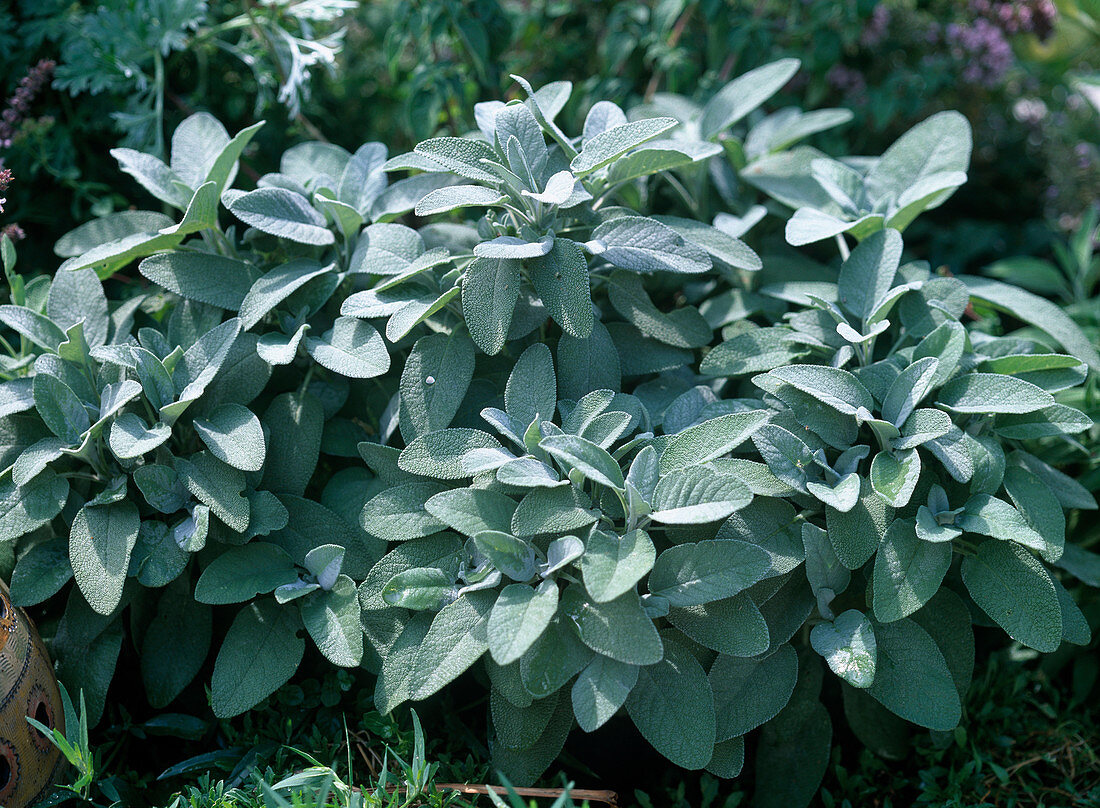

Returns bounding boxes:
[937,373,1053,414]
[32,373,89,445]
[957,494,1052,556]
[371,173,465,222]
[504,343,556,432]
[110,148,191,208]
[560,586,663,665]
[488,580,558,665]
[301,574,363,667]
[667,592,769,658]
[607,140,723,184]
[746,107,854,158]
[497,457,565,488]
[994,404,1092,439]
[228,187,334,245]
[382,567,454,610]
[494,100,549,179]
[651,216,762,272]
[835,228,904,322]
[349,222,424,275]
[882,357,939,428]
[556,320,622,400]
[802,522,850,613]
[873,519,951,622]
[257,324,310,365]
[893,408,952,450]
[139,253,255,311]
[521,170,575,204]
[0,378,34,419]
[650,467,752,524]
[807,473,861,512]
[826,477,893,570]
[625,637,715,770]
[699,327,810,377]
[414,184,505,216]
[961,541,1061,652]
[661,411,771,472]
[528,238,594,338]
[260,391,323,497]
[211,601,304,718]
[474,235,554,259]
[426,488,517,537]
[195,543,299,604]
[176,451,250,532]
[361,482,447,542]
[413,136,499,183]
[472,530,538,581]
[887,170,968,231]
[750,424,813,493]
[648,540,770,607]
[338,142,388,214]
[70,501,140,615]
[305,316,390,379]
[12,437,66,487]
[340,286,418,319]
[785,209,884,246]
[867,618,961,730]
[590,216,711,274]
[699,58,800,138]
[570,117,678,176]
[869,449,921,509]
[0,470,69,543]
[1002,465,1064,563]
[47,266,109,348]
[164,319,242,422]
[543,535,585,576]
[193,403,265,472]
[863,111,971,216]
[314,192,363,239]
[1014,450,1097,511]
[108,414,170,459]
[462,256,521,356]
[273,580,319,602]
[134,464,190,514]
[710,647,797,742]
[580,528,655,603]
[238,261,332,330]
[811,610,877,688]
[409,590,497,701]
[915,505,961,543]
[400,430,503,479]
[399,331,475,442]
[540,434,624,490]
[766,364,874,416]
[572,655,639,733]
[0,305,66,352]
[170,112,230,189]
[512,485,599,538]
[958,275,1100,372]
[583,100,628,143]
[607,271,712,349]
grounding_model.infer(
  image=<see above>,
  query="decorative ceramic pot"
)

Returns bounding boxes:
[0,581,65,808]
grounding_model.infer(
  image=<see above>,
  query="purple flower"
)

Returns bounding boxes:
[0,60,55,150]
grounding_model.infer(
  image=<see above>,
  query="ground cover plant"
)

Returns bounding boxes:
[0,49,1097,808]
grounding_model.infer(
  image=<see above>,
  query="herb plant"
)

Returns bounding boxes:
[0,60,1096,807]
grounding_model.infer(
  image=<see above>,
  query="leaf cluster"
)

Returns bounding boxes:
[0,62,1096,802]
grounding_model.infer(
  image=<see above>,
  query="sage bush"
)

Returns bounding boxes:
[1,59,1096,804]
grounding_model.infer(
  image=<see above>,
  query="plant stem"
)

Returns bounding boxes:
[153,51,166,160]
[835,233,851,261]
